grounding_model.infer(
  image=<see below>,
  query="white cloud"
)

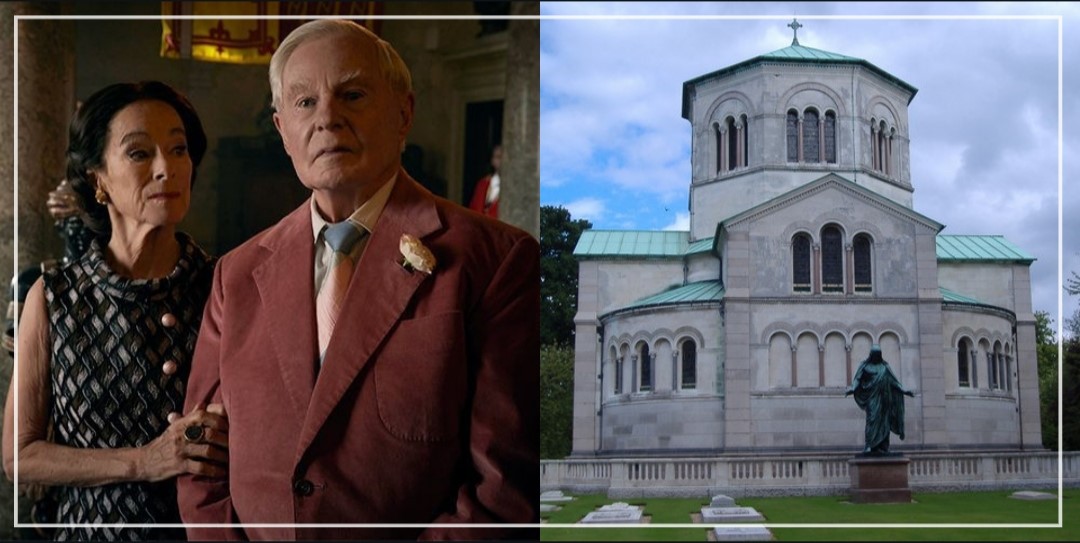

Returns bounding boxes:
[563,197,606,223]
[663,212,691,231]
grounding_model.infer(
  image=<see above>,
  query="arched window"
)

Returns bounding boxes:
[614,347,623,394]
[853,233,872,293]
[872,120,893,175]
[1005,344,1013,392]
[876,121,885,173]
[824,111,837,163]
[957,338,971,387]
[726,117,737,171]
[740,114,749,168]
[993,341,1004,390]
[714,123,722,175]
[786,109,799,162]
[792,233,811,293]
[680,339,697,389]
[803,108,820,163]
[639,342,652,392]
[821,224,843,293]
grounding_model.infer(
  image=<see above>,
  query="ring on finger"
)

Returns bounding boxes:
[183,424,205,443]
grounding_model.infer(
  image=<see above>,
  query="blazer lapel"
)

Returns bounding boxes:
[295,174,444,460]
[252,202,318,420]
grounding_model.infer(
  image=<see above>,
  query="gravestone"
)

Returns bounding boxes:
[580,503,644,524]
[710,494,736,507]
[712,525,774,541]
[1009,491,1056,501]
[701,506,765,523]
[540,490,573,503]
[540,504,560,513]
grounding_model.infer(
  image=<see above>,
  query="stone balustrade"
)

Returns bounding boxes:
[541,451,1080,498]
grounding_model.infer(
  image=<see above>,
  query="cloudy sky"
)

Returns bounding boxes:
[540,1,1078,338]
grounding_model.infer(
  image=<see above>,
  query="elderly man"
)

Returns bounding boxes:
[176,19,539,540]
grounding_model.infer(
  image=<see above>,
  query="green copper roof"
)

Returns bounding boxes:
[682,41,918,118]
[574,230,687,257]
[939,287,990,306]
[759,44,862,62]
[618,280,725,313]
[572,231,715,258]
[685,237,715,255]
[936,235,1035,264]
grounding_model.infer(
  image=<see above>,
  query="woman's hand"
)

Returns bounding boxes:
[137,403,228,483]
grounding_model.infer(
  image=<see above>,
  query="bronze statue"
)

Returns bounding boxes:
[845,345,915,455]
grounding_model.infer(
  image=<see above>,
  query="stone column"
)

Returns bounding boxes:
[812,242,821,293]
[14,6,74,272]
[844,243,854,295]
[571,261,599,455]
[735,122,743,169]
[0,5,74,538]
[719,126,727,173]
[499,1,538,238]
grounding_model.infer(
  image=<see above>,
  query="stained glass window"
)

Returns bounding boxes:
[681,340,697,389]
[793,234,811,292]
[821,225,843,292]
[824,111,836,163]
[854,234,872,292]
[786,110,799,162]
[803,109,819,163]
[639,343,652,392]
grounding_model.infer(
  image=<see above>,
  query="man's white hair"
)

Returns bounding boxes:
[268,19,413,110]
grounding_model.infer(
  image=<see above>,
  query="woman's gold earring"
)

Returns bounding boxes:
[94,186,108,205]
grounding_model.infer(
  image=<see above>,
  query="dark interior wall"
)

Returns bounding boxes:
[69,1,500,256]
[73,2,271,254]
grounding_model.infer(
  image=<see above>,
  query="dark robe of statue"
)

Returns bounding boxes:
[844,347,915,455]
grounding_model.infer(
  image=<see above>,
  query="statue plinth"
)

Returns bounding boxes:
[848,455,912,503]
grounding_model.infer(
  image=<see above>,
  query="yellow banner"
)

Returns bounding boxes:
[161,2,381,65]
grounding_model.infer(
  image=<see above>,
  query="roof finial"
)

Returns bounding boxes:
[788,18,803,46]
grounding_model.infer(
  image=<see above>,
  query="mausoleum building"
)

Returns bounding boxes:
[570,30,1042,456]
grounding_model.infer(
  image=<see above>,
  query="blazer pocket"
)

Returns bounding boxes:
[374,311,467,442]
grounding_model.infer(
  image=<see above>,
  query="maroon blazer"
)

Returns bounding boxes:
[177,173,539,540]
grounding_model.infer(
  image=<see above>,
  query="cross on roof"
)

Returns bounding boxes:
[788,18,803,46]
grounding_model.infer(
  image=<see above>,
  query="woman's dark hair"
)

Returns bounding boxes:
[66,81,207,238]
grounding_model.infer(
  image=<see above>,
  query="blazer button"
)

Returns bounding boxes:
[161,313,177,327]
[293,479,314,497]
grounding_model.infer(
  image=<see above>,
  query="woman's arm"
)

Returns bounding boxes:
[2,278,227,486]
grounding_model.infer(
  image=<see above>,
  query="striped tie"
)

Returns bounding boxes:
[317,220,365,356]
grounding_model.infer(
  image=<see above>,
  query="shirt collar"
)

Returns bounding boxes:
[310,173,398,243]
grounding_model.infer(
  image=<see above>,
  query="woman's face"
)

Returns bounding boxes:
[93,99,193,231]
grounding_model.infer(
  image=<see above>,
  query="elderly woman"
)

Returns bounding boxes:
[2,81,227,540]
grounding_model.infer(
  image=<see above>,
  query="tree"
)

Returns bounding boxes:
[540,205,592,347]
[1035,310,1058,450]
[1064,337,1080,450]
[1066,270,1080,296]
[540,344,575,459]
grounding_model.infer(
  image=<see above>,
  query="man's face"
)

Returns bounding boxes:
[273,34,414,195]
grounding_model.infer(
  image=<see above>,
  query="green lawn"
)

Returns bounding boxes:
[541,490,1077,541]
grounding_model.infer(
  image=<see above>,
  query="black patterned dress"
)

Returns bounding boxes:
[41,232,215,541]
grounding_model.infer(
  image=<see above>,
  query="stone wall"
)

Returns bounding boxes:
[542,451,1080,498]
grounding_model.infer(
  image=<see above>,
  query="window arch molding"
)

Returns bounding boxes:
[775,82,847,117]
[676,337,698,390]
[704,92,755,176]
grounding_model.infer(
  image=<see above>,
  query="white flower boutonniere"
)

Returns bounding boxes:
[399,233,436,275]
